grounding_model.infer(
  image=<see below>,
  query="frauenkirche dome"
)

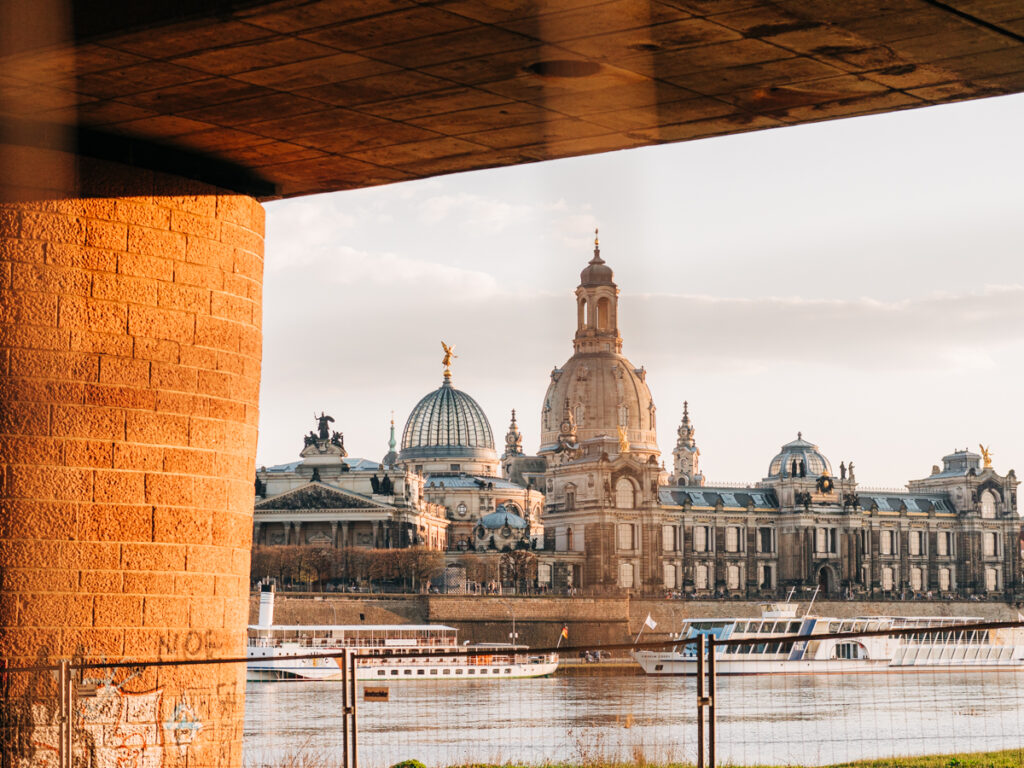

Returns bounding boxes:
[539,233,659,459]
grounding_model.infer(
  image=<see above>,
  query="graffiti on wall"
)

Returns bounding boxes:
[5,662,208,768]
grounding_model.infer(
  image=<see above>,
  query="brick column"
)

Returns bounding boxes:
[1,147,263,768]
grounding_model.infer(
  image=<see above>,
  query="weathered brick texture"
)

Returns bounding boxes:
[1,147,262,768]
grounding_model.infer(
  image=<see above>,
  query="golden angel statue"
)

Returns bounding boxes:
[617,424,630,454]
[441,341,457,373]
[979,444,993,469]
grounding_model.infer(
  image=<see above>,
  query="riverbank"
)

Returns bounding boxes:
[419,750,1023,767]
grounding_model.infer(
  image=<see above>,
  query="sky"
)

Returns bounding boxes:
[257,93,1024,489]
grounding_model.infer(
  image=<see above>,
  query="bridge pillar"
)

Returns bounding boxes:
[0,145,262,767]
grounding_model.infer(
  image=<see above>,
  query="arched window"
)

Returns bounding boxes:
[566,527,573,551]
[981,490,997,518]
[597,297,610,329]
[574,403,584,428]
[727,565,740,590]
[695,564,709,590]
[578,298,587,329]
[615,478,635,509]
[939,568,951,591]
[618,404,628,427]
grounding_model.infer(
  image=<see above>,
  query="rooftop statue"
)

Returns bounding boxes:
[316,411,334,440]
[441,340,457,375]
[980,444,993,468]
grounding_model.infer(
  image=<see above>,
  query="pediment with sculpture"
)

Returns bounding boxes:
[255,482,385,511]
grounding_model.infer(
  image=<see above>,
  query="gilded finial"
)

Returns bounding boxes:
[441,341,457,378]
[594,227,599,246]
[980,444,993,468]
[617,424,630,454]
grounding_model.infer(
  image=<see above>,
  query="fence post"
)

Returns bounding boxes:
[696,634,706,768]
[58,659,72,768]
[707,637,717,768]
[349,651,359,768]
[342,649,350,768]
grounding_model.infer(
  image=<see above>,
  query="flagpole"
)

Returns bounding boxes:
[633,624,645,645]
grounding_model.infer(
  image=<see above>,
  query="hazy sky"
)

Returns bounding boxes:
[257,93,1024,489]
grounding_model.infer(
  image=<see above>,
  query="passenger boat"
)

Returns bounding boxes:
[246,586,558,682]
[634,600,1024,676]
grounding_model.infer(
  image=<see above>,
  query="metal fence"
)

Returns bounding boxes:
[6,619,1024,768]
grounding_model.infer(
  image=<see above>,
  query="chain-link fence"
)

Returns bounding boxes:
[6,619,1024,768]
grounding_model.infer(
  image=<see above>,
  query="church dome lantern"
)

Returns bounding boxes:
[766,433,833,479]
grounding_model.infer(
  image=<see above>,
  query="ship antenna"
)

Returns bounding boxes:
[804,585,820,617]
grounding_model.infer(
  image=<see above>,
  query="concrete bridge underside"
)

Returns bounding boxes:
[0,1,1021,766]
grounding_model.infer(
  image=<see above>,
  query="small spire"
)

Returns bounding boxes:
[388,411,396,452]
[683,401,689,421]
[591,227,603,263]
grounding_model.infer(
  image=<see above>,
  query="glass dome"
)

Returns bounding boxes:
[399,378,496,462]
[767,433,833,478]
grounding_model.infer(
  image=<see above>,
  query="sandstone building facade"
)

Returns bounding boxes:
[255,239,1020,599]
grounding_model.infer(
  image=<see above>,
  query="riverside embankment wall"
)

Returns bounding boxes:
[249,594,1021,648]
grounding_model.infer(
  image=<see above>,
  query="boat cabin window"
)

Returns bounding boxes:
[835,642,864,660]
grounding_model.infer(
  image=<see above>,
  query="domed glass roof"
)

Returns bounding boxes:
[767,433,833,478]
[400,378,496,462]
[480,507,529,529]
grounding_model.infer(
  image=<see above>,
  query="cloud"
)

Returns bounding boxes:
[416,192,535,230]
[625,285,1024,370]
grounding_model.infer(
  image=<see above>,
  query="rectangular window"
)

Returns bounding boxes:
[618,523,635,551]
[758,527,773,553]
[882,567,894,591]
[694,526,708,553]
[939,568,951,591]
[909,531,921,556]
[815,527,826,554]
[573,525,585,552]
[537,563,552,584]
[663,562,676,589]
[758,564,773,589]
[880,530,892,555]
[983,532,997,557]
[985,567,998,592]
[937,531,948,556]
[725,526,739,553]
[662,525,678,552]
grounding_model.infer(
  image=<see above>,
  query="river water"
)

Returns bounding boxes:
[244,671,1024,767]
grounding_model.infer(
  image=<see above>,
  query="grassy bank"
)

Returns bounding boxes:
[417,751,1024,768]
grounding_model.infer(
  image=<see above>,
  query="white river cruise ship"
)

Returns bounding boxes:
[634,601,1024,676]
[247,586,558,682]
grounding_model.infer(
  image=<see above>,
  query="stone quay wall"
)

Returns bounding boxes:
[249,593,1021,649]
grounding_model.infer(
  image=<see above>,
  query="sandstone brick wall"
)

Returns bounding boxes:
[1,146,263,768]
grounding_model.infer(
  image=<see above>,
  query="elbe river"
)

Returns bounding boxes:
[245,672,1024,767]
